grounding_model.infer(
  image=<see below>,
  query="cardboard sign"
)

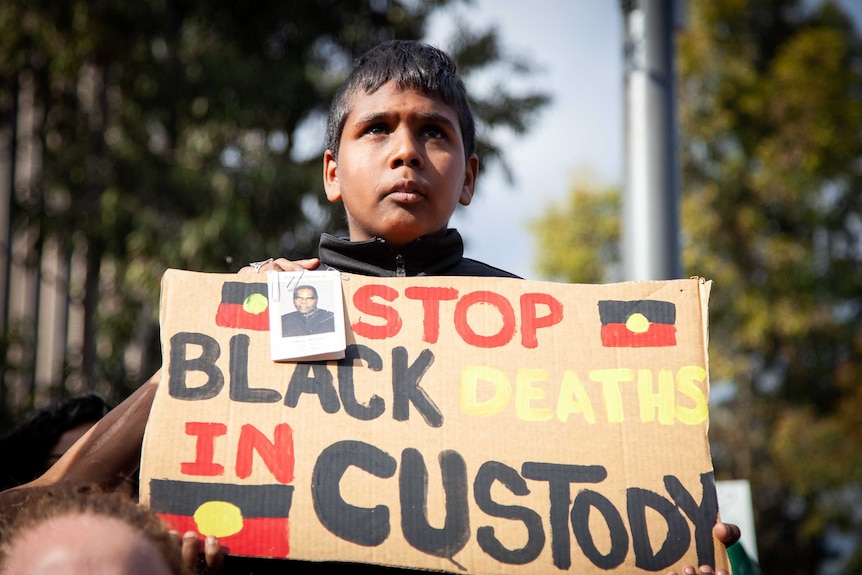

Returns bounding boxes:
[140,270,728,575]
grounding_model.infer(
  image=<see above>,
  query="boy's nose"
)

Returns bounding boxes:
[389,131,423,169]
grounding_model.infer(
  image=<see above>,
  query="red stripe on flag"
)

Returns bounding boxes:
[157,513,290,558]
[215,303,269,331]
[600,323,676,347]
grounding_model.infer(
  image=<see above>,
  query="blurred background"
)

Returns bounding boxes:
[1,0,861,572]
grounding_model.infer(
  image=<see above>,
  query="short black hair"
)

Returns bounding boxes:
[325,40,475,161]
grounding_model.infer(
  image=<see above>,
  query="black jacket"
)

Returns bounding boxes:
[318,230,520,278]
[280,308,336,337]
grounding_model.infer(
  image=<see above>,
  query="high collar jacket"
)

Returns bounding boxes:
[317,229,520,278]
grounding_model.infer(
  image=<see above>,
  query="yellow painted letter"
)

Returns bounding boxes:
[557,371,596,423]
[460,365,511,417]
[515,369,553,421]
[675,366,708,425]
[589,368,635,423]
[637,369,676,425]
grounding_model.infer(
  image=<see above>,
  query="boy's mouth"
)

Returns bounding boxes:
[386,181,426,203]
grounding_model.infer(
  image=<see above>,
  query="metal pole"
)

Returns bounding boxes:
[621,0,682,280]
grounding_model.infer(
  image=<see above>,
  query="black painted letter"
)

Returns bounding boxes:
[392,347,442,427]
[665,472,719,568]
[284,362,340,413]
[229,335,281,403]
[400,448,470,560]
[474,461,545,564]
[312,440,396,546]
[571,490,629,569]
[627,487,689,570]
[521,462,607,569]
[337,344,385,420]
[168,332,223,400]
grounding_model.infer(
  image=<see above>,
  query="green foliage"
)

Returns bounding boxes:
[532,0,862,571]
[530,171,620,284]
[0,1,549,420]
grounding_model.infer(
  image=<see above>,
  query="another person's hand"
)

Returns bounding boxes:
[239,257,320,274]
[665,522,740,575]
[172,530,225,574]
[712,521,741,547]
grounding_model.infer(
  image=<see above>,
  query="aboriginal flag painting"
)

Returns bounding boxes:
[215,282,269,331]
[149,479,294,557]
[598,299,677,348]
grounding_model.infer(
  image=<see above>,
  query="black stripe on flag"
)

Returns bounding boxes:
[598,300,676,325]
[221,282,267,305]
[149,479,293,518]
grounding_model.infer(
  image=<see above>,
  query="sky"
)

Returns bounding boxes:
[431,2,623,280]
[428,0,862,281]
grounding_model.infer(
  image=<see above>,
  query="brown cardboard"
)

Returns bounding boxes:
[140,270,728,574]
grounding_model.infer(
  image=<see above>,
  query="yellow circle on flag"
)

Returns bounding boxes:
[243,293,268,315]
[625,312,650,334]
[193,501,243,537]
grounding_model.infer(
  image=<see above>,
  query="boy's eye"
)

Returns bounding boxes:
[422,125,445,139]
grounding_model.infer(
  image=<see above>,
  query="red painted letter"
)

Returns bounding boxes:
[405,286,459,343]
[236,423,295,484]
[520,293,564,348]
[352,284,402,339]
[454,291,516,348]
[181,422,226,476]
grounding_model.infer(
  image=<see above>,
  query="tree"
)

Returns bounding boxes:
[530,170,620,284]
[532,1,862,572]
[0,0,549,426]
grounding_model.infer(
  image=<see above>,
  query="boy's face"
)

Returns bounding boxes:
[324,82,478,248]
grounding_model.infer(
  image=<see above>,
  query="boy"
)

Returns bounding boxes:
[242,40,518,278]
[241,39,745,575]
[1,40,741,575]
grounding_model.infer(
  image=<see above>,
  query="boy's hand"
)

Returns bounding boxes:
[664,522,740,575]
[239,257,320,274]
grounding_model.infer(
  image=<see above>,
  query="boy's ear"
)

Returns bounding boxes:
[323,150,341,202]
[459,154,479,206]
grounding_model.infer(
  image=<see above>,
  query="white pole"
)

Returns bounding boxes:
[622,0,682,280]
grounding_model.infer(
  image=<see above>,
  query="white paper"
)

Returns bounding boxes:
[267,270,346,361]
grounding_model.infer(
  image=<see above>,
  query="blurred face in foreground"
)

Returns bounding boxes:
[324,81,477,248]
[1,513,173,575]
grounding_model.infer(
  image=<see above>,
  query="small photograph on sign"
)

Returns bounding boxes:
[267,270,345,361]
